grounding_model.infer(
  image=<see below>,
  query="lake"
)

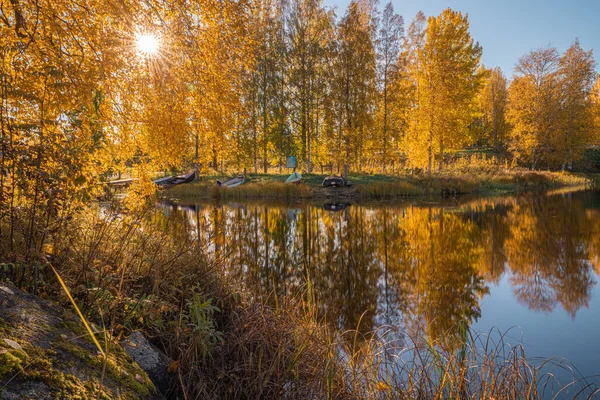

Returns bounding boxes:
[160,189,600,396]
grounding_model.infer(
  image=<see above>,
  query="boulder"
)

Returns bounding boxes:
[122,331,174,396]
[0,282,159,399]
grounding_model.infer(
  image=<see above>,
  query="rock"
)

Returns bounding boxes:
[0,286,14,295]
[122,331,173,396]
[3,338,22,350]
[0,282,158,399]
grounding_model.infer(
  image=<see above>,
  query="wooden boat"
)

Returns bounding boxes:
[107,177,138,187]
[169,171,195,185]
[217,176,245,188]
[157,171,195,189]
[322,175,351,187]
[110,171,194,188]
[153,175,175,186]
[285,171,302,184]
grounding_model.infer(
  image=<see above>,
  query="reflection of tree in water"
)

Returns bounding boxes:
[398,206,488,349]
[156,191,600,348]
[298,206,381,337]
[464,203,512,284]
[504,193,597,318]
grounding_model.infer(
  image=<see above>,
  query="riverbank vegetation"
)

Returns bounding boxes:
[165,163,596,202]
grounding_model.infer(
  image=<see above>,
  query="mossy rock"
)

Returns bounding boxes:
[0,352,24,377]
[0,282,158,399]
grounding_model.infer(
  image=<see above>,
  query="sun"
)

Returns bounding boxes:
[136,33,159,55]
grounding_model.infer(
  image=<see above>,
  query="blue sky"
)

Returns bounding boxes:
[323,0,600,78]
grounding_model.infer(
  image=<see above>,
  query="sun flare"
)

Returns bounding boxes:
[136,33,159,55]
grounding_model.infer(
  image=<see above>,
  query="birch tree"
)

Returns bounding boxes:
[556,40,597,170]
[375,2,403,171]
[507,47,561,169]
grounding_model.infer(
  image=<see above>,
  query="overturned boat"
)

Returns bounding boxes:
[156,171,195,189]
[285,171,302,184]
[168,171,195,186]
[322,175,352,188]
[217,176,245,188]
[153,175,175,186]
[108,171,195,189]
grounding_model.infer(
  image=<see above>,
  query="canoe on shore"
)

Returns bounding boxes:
[217,176,245,188]
[285,171,302,184]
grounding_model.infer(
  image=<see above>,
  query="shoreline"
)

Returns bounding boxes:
[162,171,599,204]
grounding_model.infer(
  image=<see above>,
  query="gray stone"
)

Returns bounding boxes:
[122,331,173,396]
[0,286,14,295]
[3,338,22,349]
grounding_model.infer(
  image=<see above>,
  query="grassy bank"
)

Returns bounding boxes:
[164,170,598,203]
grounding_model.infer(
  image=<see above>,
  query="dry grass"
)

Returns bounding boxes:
[334,325,596,399]
[215,181,315,201]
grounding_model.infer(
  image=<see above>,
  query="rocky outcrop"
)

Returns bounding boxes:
[0,282,159,399]
[122,331,174,396]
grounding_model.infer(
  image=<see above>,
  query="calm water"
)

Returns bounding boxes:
[161,189,600,392]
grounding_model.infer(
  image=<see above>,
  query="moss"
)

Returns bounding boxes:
[54,340,93,363]
[0,317,10,334]
[12,341,114,399]
[0,352,23,377]
[59,320,87,337]
[9,348,29,363]
[54,339,155,397]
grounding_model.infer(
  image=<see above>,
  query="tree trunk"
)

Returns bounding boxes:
[492,83,498,151]
[194,131,199,175]
[439,138,444,172]
[561,130,569,171]
[427,77,434,174]
[382,72,388,173]
[212,144,218,172]
[252,122,257,174]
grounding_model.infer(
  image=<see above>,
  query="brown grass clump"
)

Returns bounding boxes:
[334,325,593,400]
[216,181,315,201]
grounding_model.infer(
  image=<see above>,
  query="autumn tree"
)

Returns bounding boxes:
[594,77,600,140]
[406,9,484,173]
[375,2,403,172]
[240,0,289,173]
[478,67,509,150]
[0,0,130,256]
[398,11,427,168]
[556,40,597,170]
[336,0,377,171]
[287,0,334,173]
[506,47,561,169]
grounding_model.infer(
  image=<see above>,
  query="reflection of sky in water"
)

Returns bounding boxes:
[476,273,600,395]
[161,190,600,398]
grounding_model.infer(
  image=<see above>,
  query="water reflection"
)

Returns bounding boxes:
[159,191,600,350]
